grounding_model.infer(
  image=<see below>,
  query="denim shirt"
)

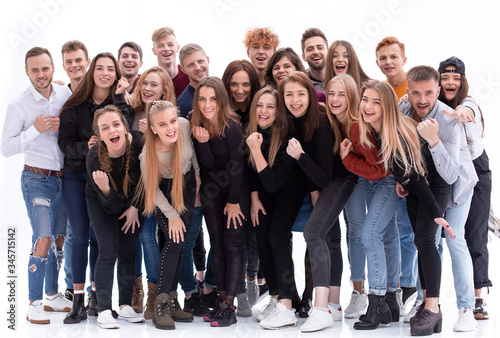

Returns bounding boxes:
[400,100,478,208]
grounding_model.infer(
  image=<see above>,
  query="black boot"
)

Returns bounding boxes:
[63,293,87,324]
[87,291,98,316]
[385,291,400,322]
[353,294,392,330]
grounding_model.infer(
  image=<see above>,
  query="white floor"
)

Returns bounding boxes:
[4,222,500,338]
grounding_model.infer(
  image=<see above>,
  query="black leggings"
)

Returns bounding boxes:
[200,177,250,298]
[156,169,196,295]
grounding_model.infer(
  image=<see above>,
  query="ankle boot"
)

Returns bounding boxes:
[87,291,98,316]
[63,293,87,324]
[153,293,175,330]
[385,291,400,322]
[411,306,442,336]
[169,291,194,322]
[353,294,392,330]
[144,281,157,319]
[131,276,144,313]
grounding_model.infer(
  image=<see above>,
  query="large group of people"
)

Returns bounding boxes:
[1,25,492,336]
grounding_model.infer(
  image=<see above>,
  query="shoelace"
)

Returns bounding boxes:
[157,301,170,316]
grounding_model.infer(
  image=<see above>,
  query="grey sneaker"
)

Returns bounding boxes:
[246,278,259,306]
[236,293,252,317]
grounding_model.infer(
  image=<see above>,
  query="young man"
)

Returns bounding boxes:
[152,26,189,98]
[177,43,209,117]
[1,47,73,324]
[375,36,417,317]
[400,65,478,333]
[118,41,143,93]
[61,40,90,91]
[301,28,328,90]
[243,27,279,87]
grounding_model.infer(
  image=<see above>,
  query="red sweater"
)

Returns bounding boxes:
[342,123,390,181]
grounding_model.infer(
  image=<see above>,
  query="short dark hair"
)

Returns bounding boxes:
[118,42,143,61]
[25,47,53,67]
[300,28,328,53]
[406,65,439,85]
[61,40,89,60]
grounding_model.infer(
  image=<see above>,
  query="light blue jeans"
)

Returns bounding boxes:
[63,220,72,289]
[21,170,67,301]
[436,195,475,309]
[397,198,418,288]
[362,175,401,295]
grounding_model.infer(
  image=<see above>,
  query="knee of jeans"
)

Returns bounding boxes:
[303,227,321,244]
[31,235,54,259]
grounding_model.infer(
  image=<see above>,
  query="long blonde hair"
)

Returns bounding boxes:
[358,80,425,178]
[325,74,359,155]
[140,100,185,216]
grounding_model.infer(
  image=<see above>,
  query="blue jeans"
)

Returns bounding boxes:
[436,195,475,309]
[362,175,401,295]
[63,220,72,289]
[397,198,418,288]
[21,170,67,301]
[135,214,159,284]
[344,177,367,282]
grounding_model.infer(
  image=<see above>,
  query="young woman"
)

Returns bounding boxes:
[341,80,453,333]
[120,66,176,319]
[190,76,250,327]
[59,52,131,323]
[138,100,199,330]
[86,105,144,329]
[259,71,333,329]
[265,47,326,103]
[300,74,359,332]
[324,40,371,90]
[438,57,492,320]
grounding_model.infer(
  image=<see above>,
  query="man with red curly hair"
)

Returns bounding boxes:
[244,27,279,87]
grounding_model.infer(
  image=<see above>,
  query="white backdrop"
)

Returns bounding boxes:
[1,0,499,335]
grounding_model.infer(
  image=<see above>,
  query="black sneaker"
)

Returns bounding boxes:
[473,298,489,320]
[183,293,210,317]
[210,302,237,327]
[201,289,219,309]
[298,298,312,318]
[256,283,269,304]
[401,287,417,306]
[64,288,74,302]
[203,298,222,322]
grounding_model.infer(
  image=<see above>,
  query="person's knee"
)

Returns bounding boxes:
[33,236,52,258]
[55,234,65,250]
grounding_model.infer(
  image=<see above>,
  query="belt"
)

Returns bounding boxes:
[24,165,64,177]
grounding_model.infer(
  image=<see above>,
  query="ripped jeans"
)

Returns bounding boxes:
[21,170,67,301]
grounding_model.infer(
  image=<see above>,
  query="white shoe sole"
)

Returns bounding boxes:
[260,320,297,330]
[98,320,120,329]
[118,315,145,323]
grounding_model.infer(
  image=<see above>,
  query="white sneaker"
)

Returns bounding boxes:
[259,302,297,329]
[453,306,478,332]
[118,305,145,323]
[256,297,277,322]
[27,301,50,324]
[300,307,334,332]
[328,304,343,321]
[395,288,405,316]
[344,291,367,318]
[404,299,423,323]
[97,309,120,329]
[44,292,72,312]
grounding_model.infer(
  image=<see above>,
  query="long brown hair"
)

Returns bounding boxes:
[245,86,287,167]
[325,74,360,155]
[91,105,131,196]
[132,66,176,113]
[222,60,261,111]
[61,52,121,113]
[140,101,185,216]
[265,47,306,87]
[279,71,323,142]
[190,76,241,139]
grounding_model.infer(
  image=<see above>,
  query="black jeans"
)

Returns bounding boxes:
[156,169,197,295]
[88,199,142,312]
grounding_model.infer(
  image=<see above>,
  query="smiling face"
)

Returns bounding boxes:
[272,56,297,85]
[284,81,309,118]
[327,81,348,121]
[302,36,327,71]
[119,47,143,79]
[25,53,54,94]
[229,70,251,106]
[97,111,127,157]
[332,44,349,75]
[255,93,277,129]
[152,34,179,68]
[198,86,219,122]
[93,57,117,90]
[63,49,90,82]
[151,108,180,147]
[376,44,406,79]
[360,88,383,133]
[140,71,164,104]
[407,78,440,119]
[440,65,461,102]
[247,42,275,72]
[181,51,209,87]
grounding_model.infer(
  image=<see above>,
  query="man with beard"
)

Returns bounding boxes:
[300,28,328,90]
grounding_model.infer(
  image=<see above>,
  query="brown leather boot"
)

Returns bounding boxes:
[131,276,144,313]
[169,291,194,322]
[153,293,175,330]
[144,282,157,319]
